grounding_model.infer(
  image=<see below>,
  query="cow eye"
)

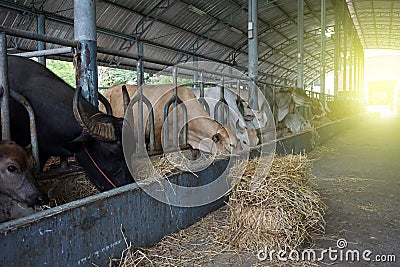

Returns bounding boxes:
[229,143,235,148]
[243,140,248,145]
[7,165,19,173]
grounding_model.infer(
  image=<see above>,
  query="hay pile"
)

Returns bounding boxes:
[39,172,100,207]
[222,155,326,252]
[131,151,223,181]
[37,157,100,207]
[110,154,326,266]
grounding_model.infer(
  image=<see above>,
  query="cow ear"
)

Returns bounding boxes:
[25,144,32,153]
[68,133,93,152]
[24,144,35,162]
[212,133,222,143]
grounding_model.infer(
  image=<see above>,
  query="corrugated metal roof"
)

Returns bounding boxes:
[0,0,398,88]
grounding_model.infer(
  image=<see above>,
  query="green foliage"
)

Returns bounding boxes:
[98,66,137,87]
[147,74,193,85]
[44,59,193,89]
[46,59,75,87]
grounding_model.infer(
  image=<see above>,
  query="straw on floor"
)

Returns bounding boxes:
[110,154,326,266]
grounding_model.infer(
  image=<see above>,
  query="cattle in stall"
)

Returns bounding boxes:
[101,84,241,154]
[0,141,49,223]
[6,56,134,191]
[272,86,312,135]
[213,85,277,144]
[191,86,259,149]
[310,97,330,121]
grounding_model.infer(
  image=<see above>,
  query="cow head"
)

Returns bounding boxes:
[291,87,312,107]
[0,141,49,207]
[211,125,241,153]
[71,87,134,191]
[235,119,259,148]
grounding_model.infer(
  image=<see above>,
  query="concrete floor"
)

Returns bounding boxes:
[311,116,400,266]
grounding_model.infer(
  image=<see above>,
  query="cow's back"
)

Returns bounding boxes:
[101,84,138,117]
[6,56,94,163]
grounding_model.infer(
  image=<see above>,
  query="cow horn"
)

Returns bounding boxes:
[235,119,246,134]
[73,86,117,141]
[122,85,130,114]
[98,93,113,115]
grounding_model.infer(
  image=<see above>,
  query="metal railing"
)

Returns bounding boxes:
[163,66,188,151]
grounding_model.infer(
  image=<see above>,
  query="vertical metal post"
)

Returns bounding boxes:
[214,77,228,125]
[320,0,326,104]
[343,18,347,93]
[354,45,360,99]
[354,47,357,98]
[0,32,10,140]
[361,50,365,101]
[297,0,304,89]
[248,0,259,109]
[354,42,358,98]
[199,71,204,98]
[8,90,40,174]
[192,56,198,87]
[349,31,353,94]
[172,66,179,147]
[74,0,98,107]
[136,42,145,153]
[37,14,46,66]
[333,0,341,97]
[198,71,209,114]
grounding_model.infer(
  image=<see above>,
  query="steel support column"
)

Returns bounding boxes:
[74,0,98,107]
[353,42,358,98]
[343,24,347,92]
[192,56,198,86]
[297,0,304,89]
[37,14,46,66]
[320,0,326,103]
[0,32,10,140]
[248,0,259,109]
[136,42,145,153]
[360,49,365,101]
[333,0,341,97]
[349,31,353,93]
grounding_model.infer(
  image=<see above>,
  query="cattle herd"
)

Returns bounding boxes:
[0,56,362,222]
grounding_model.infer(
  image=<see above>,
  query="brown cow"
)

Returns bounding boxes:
[0,141,49,222]
[101,84,241,154]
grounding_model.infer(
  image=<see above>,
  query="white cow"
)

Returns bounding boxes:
[273,87,312,134]
[191,86,259,149]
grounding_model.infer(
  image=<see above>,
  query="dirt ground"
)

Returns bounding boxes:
[311,116,400,266]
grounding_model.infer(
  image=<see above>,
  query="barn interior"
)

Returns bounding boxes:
[0,0,399,266]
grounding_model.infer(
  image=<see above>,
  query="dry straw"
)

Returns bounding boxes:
[222,154,326,252]
[39,172,100,207]
[110,154,326,266]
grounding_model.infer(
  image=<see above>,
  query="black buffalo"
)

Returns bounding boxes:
[6,56,134,191]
